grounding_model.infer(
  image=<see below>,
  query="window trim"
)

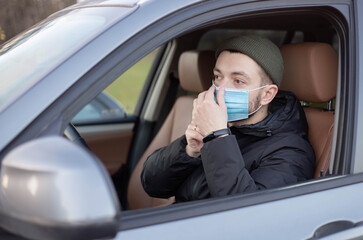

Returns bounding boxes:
[13,0,354,230]
[120,173,363,230]
[111,0,353,230]
[142,40,177,122]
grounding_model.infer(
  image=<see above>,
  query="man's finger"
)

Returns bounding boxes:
[205,85,215,101]
[197,90,206,105]
[216,87,226,108]
[193,98,197,109]
[186,128,203,142]
[192,99,197,117]
[192,131,204,142]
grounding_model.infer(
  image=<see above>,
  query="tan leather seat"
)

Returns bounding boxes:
[127,50,215,209]
[280,42,338,178]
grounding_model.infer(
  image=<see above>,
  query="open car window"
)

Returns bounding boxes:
[67,3,343,214]
[55,1,359,239]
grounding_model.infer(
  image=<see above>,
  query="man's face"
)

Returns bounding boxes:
[213,51,264,113]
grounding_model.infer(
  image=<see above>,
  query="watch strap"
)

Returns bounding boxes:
[203,128,231,143]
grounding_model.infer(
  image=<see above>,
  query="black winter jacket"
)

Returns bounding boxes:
[141,91,315,202]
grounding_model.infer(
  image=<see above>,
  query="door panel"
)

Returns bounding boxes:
[117,180,363,240]
[78,123,134,175]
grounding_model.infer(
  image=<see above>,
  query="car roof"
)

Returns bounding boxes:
[72,0,139,8]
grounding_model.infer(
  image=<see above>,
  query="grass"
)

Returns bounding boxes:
[104,50,157,113]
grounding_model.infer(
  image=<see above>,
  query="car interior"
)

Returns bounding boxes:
[70,10,340,210]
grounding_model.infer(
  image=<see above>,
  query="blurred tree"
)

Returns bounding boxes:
[0,26,5,41]
[0,0,76,44]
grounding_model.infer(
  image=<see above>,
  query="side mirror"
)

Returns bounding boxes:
[0,136,120,240]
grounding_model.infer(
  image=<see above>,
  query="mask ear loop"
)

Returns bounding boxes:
[248,104,262,116]
[212,81,250,93]
[250,85,270,91]
[247,85,269,115]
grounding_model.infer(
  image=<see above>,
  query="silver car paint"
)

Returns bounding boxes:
[0,0,202,151]
[0,136,119,224]
[0,0,362,239]
[353,0,363,173]
[116,181,363,240]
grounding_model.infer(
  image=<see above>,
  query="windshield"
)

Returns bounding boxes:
[0,6,133,112]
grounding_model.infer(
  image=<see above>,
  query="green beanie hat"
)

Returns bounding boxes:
[215,35,284,87]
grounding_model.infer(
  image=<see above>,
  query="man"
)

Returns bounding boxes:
[141,35,315,202]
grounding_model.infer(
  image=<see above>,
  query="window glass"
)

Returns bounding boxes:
[104,49,158,114]
[73,49,159,123]
[72,92,126,123]
[0,7,132,112]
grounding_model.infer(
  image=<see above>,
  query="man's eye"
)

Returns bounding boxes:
[234,79,245,85]
[214,75,222,80]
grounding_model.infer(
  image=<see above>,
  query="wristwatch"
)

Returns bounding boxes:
[203,128,231,143]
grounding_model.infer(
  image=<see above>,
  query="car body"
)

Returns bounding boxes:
[1,0,363,239]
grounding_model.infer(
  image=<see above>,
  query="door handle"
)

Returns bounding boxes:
[308,220,363,240]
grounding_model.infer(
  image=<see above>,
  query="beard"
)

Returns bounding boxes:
[248,94,262,116]
[227,92,263,126]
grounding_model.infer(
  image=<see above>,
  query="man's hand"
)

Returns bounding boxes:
[185,86,228,157]
[193,86,228,136]
[185,122,204,158]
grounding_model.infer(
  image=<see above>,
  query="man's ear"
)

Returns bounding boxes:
[260,84,278,105]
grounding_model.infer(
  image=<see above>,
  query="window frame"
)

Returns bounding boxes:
[109,0,355,230]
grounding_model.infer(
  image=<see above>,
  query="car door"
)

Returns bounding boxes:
[55,0,361,239]
[107,0,363,239]
[1,0,362,239]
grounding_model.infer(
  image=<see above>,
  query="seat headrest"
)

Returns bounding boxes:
[178,50,216,93]
[280,42,338,102]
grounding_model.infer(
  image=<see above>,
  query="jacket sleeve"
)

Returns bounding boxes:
[141,136,202,198]
[200,135,314,197]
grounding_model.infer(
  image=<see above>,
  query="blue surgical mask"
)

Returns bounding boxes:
[213,83,267,122]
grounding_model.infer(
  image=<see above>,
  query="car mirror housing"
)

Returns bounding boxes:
[0,136,120,240]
